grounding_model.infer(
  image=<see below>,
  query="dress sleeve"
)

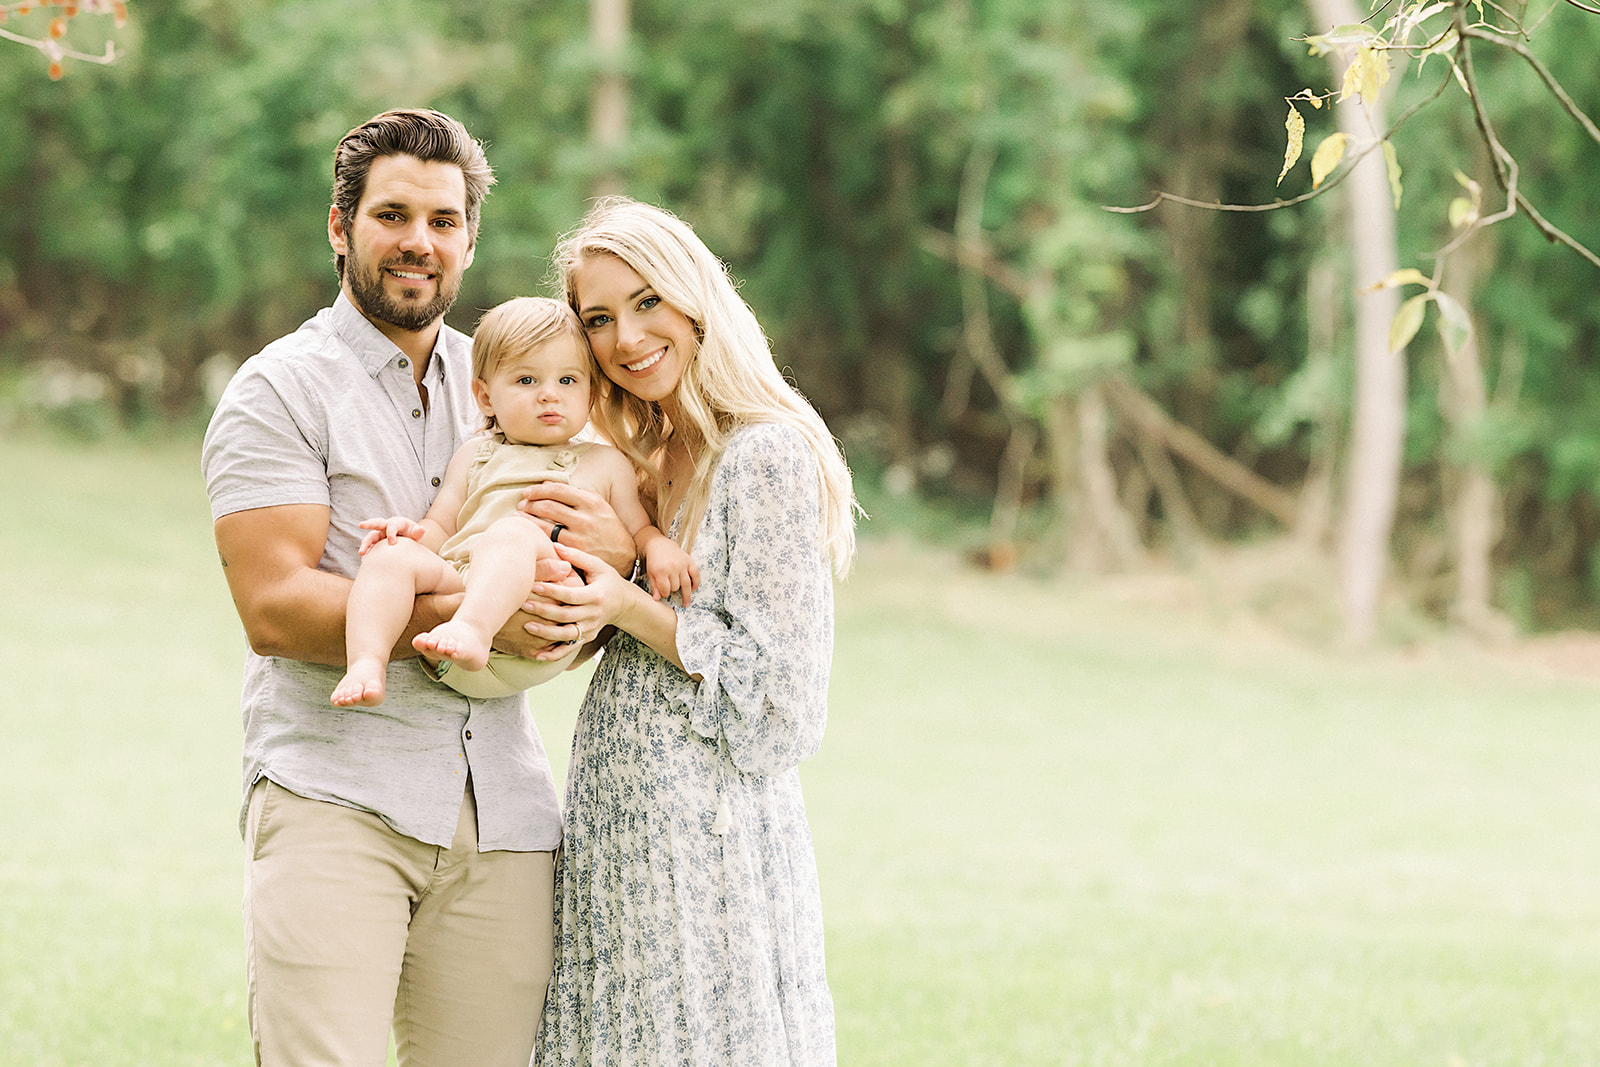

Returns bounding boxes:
[666,424,834,777]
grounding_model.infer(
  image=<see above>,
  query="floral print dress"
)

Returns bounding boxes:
[537,422,837,1066]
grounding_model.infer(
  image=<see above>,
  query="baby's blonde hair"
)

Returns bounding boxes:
[470,296,597,432]
[553,197,858,574]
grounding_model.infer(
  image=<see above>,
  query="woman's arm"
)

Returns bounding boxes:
[667,427,833,774]
[521,543,690,671]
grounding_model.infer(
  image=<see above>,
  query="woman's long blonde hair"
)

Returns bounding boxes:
[554,197,858,574]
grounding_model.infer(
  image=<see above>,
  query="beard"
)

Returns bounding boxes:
[343,242,462,333]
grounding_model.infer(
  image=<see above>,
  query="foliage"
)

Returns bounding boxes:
[5,0,1600,624]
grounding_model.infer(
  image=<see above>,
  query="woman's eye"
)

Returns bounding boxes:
[584,314,612,329]
[639,296,659,311]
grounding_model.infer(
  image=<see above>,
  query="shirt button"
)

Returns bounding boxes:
[432,477,441,487]
[464,730,473,740]
[398,357,409,369]
[412,408,422,418]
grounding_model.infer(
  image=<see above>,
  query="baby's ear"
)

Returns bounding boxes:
[470,378,494,418]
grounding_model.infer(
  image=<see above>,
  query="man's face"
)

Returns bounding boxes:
[329,153,476,334]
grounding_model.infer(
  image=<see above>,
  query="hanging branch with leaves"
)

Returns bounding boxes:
[1112,0,1600,271]
[0,0,128,80]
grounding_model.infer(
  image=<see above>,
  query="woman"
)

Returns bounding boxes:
[527,197,858,1065]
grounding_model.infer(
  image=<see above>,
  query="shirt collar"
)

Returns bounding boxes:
[329,292,449,384]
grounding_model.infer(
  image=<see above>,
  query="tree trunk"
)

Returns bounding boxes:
[987,423,1038,572]
[1307,0,1406,644]
[1440,242,1514,640]
[1294,254,1343,551]
[589,0,629,197]
[1066,383,1143,571]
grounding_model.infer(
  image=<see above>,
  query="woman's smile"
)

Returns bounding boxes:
[574,253,698,403]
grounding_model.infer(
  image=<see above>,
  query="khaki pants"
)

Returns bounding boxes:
[243,778,553,1067]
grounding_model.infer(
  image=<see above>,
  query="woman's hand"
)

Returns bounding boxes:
[517,543,636,659]
[519,481,637,575]
[526,543,691,672]
[489,556,583,660]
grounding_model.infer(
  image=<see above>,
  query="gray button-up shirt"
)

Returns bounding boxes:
[202,294,562,851]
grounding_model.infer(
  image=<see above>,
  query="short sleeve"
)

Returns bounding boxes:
[202,356,331,521]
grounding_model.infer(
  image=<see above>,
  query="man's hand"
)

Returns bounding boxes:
[519,481,636,576]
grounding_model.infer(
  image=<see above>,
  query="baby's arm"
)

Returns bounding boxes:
[636,524,699,606]
[584,445,700,604]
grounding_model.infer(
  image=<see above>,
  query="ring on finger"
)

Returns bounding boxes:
[550,523,565,544]
[572,622,583,644]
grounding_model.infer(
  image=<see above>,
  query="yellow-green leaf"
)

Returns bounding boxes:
[1357,46,1391,102]
[1389,293,1429,352]
[1434,292,1473,356]
[1448,170,1481,229]
[1339,54,1363,102]
[1383,140,1402,209]
[1278,104,1305,186]
[1310,132,1348,189]
[1371,268,1431,291]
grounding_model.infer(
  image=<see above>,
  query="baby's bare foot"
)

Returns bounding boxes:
[332,660,387,707]
[414,620,492,672]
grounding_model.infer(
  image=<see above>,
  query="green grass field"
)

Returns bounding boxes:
[4,432,1600,1065]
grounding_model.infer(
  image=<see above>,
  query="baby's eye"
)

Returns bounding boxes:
[560,375,578,386]
[517,376,535,386]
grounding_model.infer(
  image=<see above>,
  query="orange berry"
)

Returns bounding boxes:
[66,2,80,15]
[49,16,67,36]
[19,2,34,16]
[113,1,126,27]
[48,60,64,80]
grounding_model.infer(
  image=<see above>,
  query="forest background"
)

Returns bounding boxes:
[4,0,1600,642]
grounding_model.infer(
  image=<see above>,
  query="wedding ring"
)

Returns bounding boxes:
[572,623,583,644]
[550,523,565,544]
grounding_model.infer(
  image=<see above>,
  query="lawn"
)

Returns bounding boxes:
[3,432,1600,1065]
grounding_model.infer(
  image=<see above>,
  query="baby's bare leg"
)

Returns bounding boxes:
[332,539,463,707]
[413,514,556,672]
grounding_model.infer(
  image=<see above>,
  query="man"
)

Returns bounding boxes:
[202,108,633,1066]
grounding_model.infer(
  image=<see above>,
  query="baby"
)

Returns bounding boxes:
[331,296,697,707]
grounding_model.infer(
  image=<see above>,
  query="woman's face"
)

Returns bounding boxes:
[572,253,698,405]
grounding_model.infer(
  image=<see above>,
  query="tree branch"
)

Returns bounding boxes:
[1102,377,1300,527]
[1105,67,1451,215]
[1460,23,1600,147]
[1453,15,1600,269]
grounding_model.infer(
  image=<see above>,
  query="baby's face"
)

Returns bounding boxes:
[473,335,593,447]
